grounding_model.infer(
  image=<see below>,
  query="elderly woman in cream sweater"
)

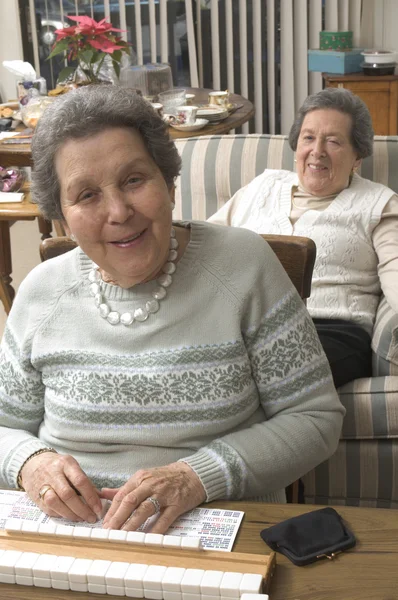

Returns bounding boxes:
[209,88,398,389]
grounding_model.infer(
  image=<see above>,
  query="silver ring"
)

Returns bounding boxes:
[146,496,161,515]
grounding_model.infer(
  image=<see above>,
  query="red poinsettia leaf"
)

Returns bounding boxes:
[67,15,97,27]
[54,25,77,40]
[88,38,126,53]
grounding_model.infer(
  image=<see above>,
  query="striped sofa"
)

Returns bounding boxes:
[174,134,398,508]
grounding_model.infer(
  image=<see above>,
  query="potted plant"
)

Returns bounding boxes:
[48,15,130,86]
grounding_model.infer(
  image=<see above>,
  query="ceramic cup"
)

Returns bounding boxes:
[208,90,229,109]
[151,102,164,117]
[175,105,198,125]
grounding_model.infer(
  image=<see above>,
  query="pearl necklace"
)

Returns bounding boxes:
[88,228,179,326]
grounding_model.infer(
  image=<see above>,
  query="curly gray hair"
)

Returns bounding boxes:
[31,84,182,220]
[288,87,374,159]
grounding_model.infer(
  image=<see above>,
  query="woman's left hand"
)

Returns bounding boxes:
[101,462,206,533]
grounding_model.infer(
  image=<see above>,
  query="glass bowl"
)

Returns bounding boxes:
[158,88,187,115]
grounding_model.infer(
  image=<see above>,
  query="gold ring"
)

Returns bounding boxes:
[38,484,54,501]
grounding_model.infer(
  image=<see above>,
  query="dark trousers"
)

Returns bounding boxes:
[313,318,372,388]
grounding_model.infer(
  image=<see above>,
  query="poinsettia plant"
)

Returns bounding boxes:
[48,15,130,85]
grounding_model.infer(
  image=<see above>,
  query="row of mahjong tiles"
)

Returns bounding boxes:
[0,547,268,599]
[5,518,203,549]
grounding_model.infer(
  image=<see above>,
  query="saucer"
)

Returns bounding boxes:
[169,118,209,132]
[197,105,229,122]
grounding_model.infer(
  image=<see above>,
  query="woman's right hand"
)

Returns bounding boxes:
[20,451,103,523]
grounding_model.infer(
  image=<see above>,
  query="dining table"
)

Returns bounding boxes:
[0,88,254,169]
[0,500,397,600]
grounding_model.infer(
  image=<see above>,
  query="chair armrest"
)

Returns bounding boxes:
[372,297,398,376]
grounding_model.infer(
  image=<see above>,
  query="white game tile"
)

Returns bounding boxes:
[200,570,224,595]
[68,557,93,583]
[145,532,164,546]
[239,573,263,595]
[162,566,186,592]
[38,521,57,536]
[126,588,146,598]
[181,536,202,550]
[91,527,110,541]
[87,559,112,584]
[181,592,201,600]
[144,590,164,599]
[52,579,70,590]
[0,549,23,577]
[240,594,269,600]
[73,525,92,539]
[88,582,107,594]
[220,572,244,597]
[32,553,58,579]
[16,575,33,586]
[105,561,130,586]
[21,520,39,534]
[33,577,52,587]
[144,564,168,590]
[15,551,40,577]
[107,584,126,596]
[108,528,128,543]
[163,534,182,548]
[70,581,88,592]
[5,518,22,532]
[55,524,74,537]
[126,531,146,545]
[163,591,183,600]
[124,562,149,589]
[50,555,76,581]
[181,568,205,594]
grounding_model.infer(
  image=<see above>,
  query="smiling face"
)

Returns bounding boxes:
[57,127,175,288]
[296,108,361,197]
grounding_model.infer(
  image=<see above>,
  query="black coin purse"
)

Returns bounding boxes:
[260,507,356,566]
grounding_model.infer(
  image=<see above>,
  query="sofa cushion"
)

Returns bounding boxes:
[302,438,398,508]
[338,376,398,439]
[174,134,398,221]
[372,297,398,374]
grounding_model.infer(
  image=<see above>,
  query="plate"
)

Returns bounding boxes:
[197,106,229,122]
[169,118,209,132]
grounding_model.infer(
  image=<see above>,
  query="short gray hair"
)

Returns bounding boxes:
[288,87,374,159]
[31,84,182,220]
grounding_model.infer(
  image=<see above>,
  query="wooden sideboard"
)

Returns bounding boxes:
[323,72,398,135]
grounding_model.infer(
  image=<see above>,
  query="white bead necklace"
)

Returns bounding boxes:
[88,227,179,326]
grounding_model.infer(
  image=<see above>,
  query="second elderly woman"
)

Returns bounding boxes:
[209,88,398,388]
[0,85,344,533]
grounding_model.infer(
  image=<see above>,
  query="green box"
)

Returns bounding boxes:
[320,31,353,51]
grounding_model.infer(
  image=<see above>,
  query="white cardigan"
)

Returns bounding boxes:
[209,170,395,335]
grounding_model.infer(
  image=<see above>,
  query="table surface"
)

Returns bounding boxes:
[0,88,254,168]
[0,188,40,221]
[0,501,397,600]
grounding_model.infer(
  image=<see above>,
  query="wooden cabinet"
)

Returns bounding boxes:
[323,73,398,135]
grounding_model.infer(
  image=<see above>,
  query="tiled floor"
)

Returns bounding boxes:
[0,219,42,339]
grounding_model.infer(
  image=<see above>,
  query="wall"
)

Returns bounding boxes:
[0,0,23,102]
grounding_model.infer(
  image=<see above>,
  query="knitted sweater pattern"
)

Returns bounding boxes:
[0,222,344,503]
[228,170,394,334]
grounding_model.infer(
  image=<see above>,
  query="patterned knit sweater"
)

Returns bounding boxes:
[0,222,344,503]
[209,171,395,335]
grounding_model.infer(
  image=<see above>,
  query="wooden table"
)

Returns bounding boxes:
[0,89,254,168]
[0,501,397,599]
[168,88,255,139]
[0,189,52,304]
